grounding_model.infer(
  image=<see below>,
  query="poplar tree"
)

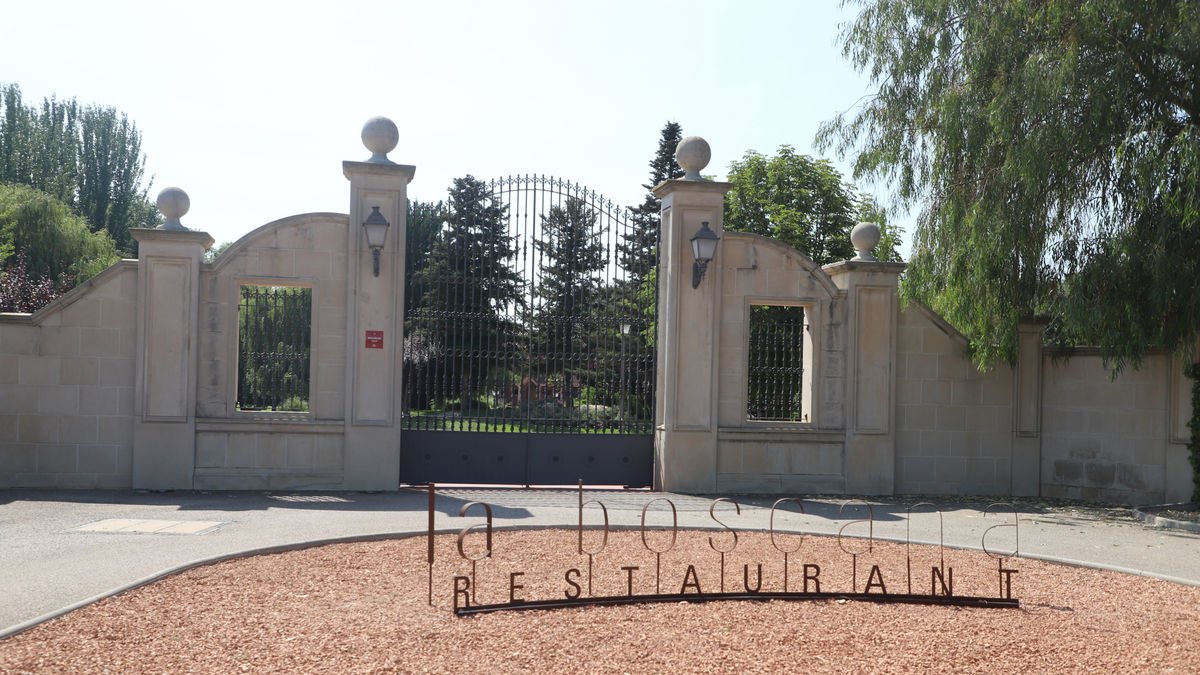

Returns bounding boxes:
[0,83,157,257]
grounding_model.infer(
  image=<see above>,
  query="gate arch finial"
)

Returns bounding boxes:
[156,187,190,231]
[361,116,399,164]
[675,136,711,180]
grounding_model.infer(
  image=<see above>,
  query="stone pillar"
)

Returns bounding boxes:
[341,117,415,490]
[651,136,732,493]
[1011,318,1047,496]
[823,223,905,494]
[130,188,213,489]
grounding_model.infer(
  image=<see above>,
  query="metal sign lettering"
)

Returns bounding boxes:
[424,483,1022,616]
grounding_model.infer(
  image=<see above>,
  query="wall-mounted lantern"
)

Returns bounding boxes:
[690,221,720,288]
[362,206,391,277]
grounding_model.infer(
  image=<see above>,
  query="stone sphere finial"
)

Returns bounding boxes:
[156,187,190,231]
[851,221,881,261]
[361,116,399,163]
[675,136,711,180]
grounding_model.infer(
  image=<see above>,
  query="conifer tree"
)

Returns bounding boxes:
[404,198,445,314]
[410,177,524,407]
[618,121,683,285]
[534,197,607,407]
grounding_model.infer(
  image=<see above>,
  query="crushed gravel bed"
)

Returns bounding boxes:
[1,529,1197,674]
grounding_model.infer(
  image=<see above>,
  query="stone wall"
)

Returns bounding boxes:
[1040,352,1190,504]
[191,214,351,490]
[894,304,1015,495]
[193,423,344,490]
[0,262,138,488]
[0,125,1193,502]
[713,233,846,493]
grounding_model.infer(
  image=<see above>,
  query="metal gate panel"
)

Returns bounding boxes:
[399,431,652,486]
[525,433,652,487]
[399,431,528,485]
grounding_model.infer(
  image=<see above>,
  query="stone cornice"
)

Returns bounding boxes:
[652,178,732,198]
[821,260,907,277]
[130,228,215,250]
[342,160,416,182]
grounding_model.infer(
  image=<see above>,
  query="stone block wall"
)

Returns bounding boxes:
[894,303,1014,495]
[0,263,138,488]
[193,422,344,490]
[1040,353,1176,504]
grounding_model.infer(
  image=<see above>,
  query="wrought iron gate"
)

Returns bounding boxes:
[399,175,655,486]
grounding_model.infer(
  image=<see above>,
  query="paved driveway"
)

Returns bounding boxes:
[2,489,1197,636]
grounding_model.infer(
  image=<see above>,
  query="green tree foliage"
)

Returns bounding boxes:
[0,183,118,285]
[0,83,157,256]
[818,0,1199,369]
[237,286,312,412]
[203,241,234,264]
[535,197,608,407]
[76,105,157,252]
[725,146,895,265]
[411,177,524,405]
[619,121,683,285]
[404,199,445,313]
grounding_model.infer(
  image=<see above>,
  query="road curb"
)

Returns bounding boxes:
[1131,503,1200,533]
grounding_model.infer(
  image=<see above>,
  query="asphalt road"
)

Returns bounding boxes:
[2,488,1197,636]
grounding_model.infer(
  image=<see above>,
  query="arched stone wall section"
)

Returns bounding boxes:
[716,232,842,428]
[198,213,349,419]
[708,233,850,493]
[193,213,351,489]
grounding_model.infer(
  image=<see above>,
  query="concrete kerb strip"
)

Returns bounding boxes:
[4,523,1199,640]
[1131,504,1200,534]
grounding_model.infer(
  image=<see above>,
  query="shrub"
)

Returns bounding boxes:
[0,184,119,311]
[0,253,62,312]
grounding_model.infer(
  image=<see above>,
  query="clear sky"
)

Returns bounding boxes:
[1,0,898,254]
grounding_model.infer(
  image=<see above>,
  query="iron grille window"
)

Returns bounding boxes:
[237,286,312,412]
[747,304,806,422]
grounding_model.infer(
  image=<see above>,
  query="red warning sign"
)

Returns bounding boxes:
[365,330,384,349]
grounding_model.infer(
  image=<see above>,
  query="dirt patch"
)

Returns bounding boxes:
[1,529,1197,674]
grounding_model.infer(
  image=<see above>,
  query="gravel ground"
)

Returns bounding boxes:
[1,529,1197,674]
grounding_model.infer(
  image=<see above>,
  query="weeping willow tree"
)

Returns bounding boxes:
[818,0,1199,371]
